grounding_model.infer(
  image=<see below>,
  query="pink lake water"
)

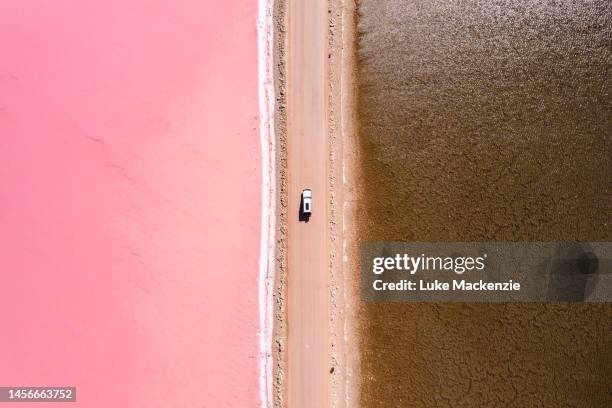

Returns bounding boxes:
[0,1,261,406]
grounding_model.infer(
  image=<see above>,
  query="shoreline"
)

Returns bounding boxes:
[333,0,360,406]
[330,0,360,406]
[271,0,288,407]
[257,0,277,407]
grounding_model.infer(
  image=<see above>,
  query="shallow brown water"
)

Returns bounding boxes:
[355,0,611,406]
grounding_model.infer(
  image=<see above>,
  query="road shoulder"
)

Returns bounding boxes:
[272,0,288,407]
[329,0,361,407]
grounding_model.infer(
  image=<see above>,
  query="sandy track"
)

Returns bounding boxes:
[285,0,331,406]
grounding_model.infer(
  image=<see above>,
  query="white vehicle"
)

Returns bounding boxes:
[301,189,312,216]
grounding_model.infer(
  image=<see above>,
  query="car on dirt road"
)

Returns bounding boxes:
[301,189,312,216]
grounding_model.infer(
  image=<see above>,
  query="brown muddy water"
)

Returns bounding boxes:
[355,1,611,407]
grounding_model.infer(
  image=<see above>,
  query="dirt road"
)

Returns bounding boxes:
[286,0,331,406]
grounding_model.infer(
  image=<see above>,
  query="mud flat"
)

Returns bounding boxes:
[355,1,611,406]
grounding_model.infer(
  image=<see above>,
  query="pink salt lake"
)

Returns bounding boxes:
[0,1,261,406]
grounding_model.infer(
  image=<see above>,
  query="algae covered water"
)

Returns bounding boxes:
[355,0,611,406]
